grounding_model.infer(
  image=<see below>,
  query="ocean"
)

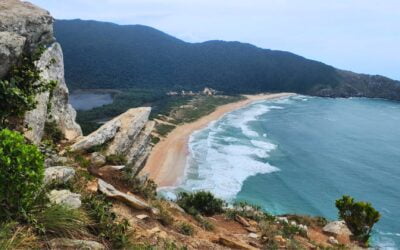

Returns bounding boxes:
[174,95,400,249]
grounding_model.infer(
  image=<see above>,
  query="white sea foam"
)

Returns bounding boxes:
[175,100,286,200]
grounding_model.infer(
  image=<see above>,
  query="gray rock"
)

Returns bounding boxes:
[70,108,153,176]
[106,107,151,155]
[70,118,121,151]
[44,166,75,184]
[90,152,106,167]
[45,43,82,141]
[49,238,105,250]
[0,31,26,78]
[98,179,158,214]
[0,0,54,54]
[323,220,352,236]
[48,190,81,209]
[328,236,339,245]
[24,43,82,144]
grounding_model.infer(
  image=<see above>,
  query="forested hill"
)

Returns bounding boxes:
[54,19,400,100]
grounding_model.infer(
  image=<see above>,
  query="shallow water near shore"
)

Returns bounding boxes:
[179,95,400,248]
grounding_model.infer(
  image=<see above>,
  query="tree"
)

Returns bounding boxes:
[335,195,381,244]
[0,129,45,220]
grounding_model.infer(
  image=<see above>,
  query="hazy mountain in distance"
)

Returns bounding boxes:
[55,19,400,100]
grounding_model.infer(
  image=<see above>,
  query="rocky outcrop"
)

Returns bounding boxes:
[71,108,153,175]
[0,0,53,79]
[1,0,82,144]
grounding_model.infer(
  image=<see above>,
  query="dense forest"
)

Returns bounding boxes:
[55,19,400,100]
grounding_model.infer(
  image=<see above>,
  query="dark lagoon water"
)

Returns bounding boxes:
[178,95,400,248]
[69,91,113,110]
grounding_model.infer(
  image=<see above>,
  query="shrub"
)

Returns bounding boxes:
[0,47,56,127]
[121,170,158,200]
[176,191,225,216]
[43,121,64,143]
[194,214,214,231]
[335,195,381,243]
[0,129,45,220]
[83,194,131,248]
[106,154,127,165]
[152,201,174,226]
[177,222,194,236]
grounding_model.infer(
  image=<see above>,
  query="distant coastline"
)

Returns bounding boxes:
[142,92,295,187]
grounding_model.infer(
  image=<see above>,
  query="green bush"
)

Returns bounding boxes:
[152,201,174,226]
[43,121,64,143]
[176,191,225,216]
[335,195,381,243]
[0,129,45,220]
[177,222,194,236]
[106,154,127,165]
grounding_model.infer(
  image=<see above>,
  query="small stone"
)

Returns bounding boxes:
[245,226,258,233]
[328,236,339,245]
[136,214,149,220]
[235,214,251,227]
[274,235,287,246]
[48,190,81,209]
[248,233,259,239]
[90,152,106,166]
[323,220,352,236]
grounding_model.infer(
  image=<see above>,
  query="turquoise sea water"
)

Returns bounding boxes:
[177,95,400,248]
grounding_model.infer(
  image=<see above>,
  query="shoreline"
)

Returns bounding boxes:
[141,92,295,187]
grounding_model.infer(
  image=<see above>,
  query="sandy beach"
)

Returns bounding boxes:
[142,92,295,187]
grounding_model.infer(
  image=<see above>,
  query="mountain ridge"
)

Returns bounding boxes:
[54,19,400,100]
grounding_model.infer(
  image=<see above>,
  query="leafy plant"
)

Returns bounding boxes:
[177,222,194,236]
[335,195,381,243]
[0,129,45,221]
[0,47,57,127]
[176,191,225,216]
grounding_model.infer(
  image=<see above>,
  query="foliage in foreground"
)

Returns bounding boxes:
[336,195,380,243]
[0,129,45,220]
[177,191,225,216]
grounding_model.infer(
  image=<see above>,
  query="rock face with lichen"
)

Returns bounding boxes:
[0,0,82,144]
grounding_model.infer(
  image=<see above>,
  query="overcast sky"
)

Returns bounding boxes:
[29,0,400,80]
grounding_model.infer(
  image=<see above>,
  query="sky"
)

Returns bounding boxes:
[29,0,400,80]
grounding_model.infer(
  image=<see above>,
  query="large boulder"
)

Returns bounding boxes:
[23,43,82,144]
[71,108,153,176]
